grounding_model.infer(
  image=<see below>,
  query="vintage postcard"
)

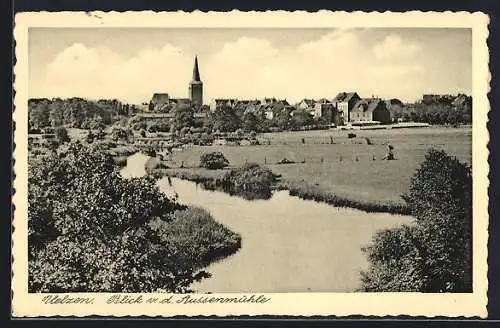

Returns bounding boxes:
[12,11,490,318]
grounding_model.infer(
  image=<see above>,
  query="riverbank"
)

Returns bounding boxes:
[276,181,411,215]
[146,160,411,215]
[157,176,412,292]
[120,153,243,289]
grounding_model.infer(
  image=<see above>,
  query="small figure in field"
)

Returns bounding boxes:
[340,156,343,162]
[321,157,324,163]
[382,144,395,160]
[330,136,334,144]
[355,156,359,162]
[373,155,376,161]
[301,138,305,144]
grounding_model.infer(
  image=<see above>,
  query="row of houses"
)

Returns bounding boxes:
[147,91,469,126]
[210,92,392,125]
[297,92,392,125]
[421,93,472,107]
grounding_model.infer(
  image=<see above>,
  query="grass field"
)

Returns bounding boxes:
[163,126,472,205]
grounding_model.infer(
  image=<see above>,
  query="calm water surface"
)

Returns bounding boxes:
[122,152,413,293]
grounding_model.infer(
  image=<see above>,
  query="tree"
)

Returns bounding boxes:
[111,127,132,142]
[290,110,313,130]
[210,106,241,133]
[28,143,239,292]
[49,101,65,127]
[54,127,70,143]
[361,149,472,292]
[242,111,260,133]
[199,151,230,170]
[89,116,106,130]
[29,101,51,129]
[171,106,195,133]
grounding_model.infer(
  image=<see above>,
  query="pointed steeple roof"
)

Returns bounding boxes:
[192,55,201,82]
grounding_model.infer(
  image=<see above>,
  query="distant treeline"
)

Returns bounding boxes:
[389,94,472,126]
[28,97,137,131]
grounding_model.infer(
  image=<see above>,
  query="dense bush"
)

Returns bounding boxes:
[54,127,70,143]
[28,142,240,292]
[199,151,230,170]
[360,149,472,292]
[221,163,278,200]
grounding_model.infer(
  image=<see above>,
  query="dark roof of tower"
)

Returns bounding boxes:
[192,56,201,82]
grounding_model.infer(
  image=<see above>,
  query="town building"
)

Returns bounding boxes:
[151,93,170,107]
[169,98,192,108]
[311,102,336,122]
[350,98,391,124]
[297,99,316,110]
[333,92,361,123]
[261,99,292,120]
[210,98,238,112]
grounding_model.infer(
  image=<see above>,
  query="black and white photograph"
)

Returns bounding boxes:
[12,11,490,317]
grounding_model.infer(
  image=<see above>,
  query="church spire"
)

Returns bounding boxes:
[192,55,201,82]
[189,55,203,106]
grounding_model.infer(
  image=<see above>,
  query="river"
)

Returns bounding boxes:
[121,152,413,293]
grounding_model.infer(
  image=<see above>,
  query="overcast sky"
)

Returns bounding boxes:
[28,28,472,104]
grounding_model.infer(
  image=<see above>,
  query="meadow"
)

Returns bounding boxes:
[156,126,472,206]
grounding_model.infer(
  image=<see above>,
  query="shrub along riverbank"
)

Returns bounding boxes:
[146,158,410,214]
[147,158,279,200]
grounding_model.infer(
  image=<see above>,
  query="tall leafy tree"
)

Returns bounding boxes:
[171,105,195,133]
[361,149,472,292]
[28,143,239,292]
[210,106,241,133]
[28,100,51,129]
[242,111,260,133]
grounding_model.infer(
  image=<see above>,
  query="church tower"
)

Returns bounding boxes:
[189,56,203,107]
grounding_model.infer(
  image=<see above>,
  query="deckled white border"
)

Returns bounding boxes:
[12,10,490,318]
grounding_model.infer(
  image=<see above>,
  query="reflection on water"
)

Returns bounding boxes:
[122,152,413,293]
